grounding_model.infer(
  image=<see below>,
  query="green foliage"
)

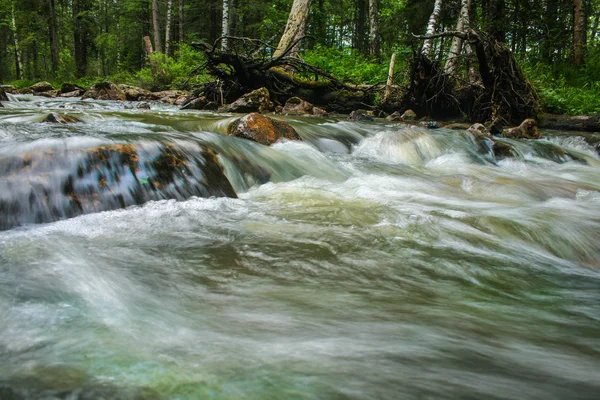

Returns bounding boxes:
[523,61,600,115]
[302,45,396,85]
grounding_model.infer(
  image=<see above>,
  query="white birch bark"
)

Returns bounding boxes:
[221,0,230,51]
[422,0,443,58]
[165,0,173,55]
[10,4,23,80]
[444,0,471,75]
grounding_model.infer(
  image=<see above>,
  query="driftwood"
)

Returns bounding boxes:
[190,36,377,112]
[409,30,541,126]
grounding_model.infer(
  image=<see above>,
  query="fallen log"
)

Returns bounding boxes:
[540,113,600,132]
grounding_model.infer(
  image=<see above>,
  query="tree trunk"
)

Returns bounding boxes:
[572,0,586,67]
[10,4,23,80]
[221,0,230,50]
[382,52,396,104]
[152,0,163,53]
[369,0,380,60]
[143,32,157,75]
[542,0,558,63]
[273,0,312,58]
[444,0,471,75]
[422,0,443,58]
[179,0,184,43]
[165,0,173,56]
[485,0,505,42]
[47,0,60,75]
[353,0,367,53]
[73,0,90,77]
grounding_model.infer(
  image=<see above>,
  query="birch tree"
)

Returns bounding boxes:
[273,0,312,58]
[10,3,22,80]
[221,0,230,51]
[165,0,173,55]
[444,0,471,75]
[422,0,443,58]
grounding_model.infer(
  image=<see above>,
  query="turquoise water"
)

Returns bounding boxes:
[1,96,599,399]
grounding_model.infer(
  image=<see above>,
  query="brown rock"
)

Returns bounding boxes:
[60,90,83,98]
[348,110,373,122]
[120,85,152,101]
[0,88,8,102]
[227,113,300,146]
[60,83,85,94]
[30,81,55,93]
[281,97,328,116]
[443,123,471,130]
[82,82,126,101]
[400,109,417,121]
[467,123,491,137]
[493,141,516,159]
[386,111,403,121]
[502,118,542,139]
[222,88,274,113]
[42,113,81,124]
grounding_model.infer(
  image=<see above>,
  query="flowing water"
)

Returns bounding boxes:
[1,96,599,399]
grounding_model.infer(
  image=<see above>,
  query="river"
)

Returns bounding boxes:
[1,95,599,399]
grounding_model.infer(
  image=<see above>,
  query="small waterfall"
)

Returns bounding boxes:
[0,140,236,230]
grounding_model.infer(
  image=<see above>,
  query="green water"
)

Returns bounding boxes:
[0,96,599,399]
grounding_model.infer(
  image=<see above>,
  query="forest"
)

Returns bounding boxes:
[1,0,600,116]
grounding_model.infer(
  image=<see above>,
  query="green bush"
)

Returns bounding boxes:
[523,61,600,115]
[301,45,395,85]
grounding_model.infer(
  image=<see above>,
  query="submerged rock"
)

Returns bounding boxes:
[222,87,274,113]
[42,113,81,124]
[492,140,516,159]
[0,142,237,230]
[281,97,328,116]
[502,118,542,139]
[227,113,300,146]
[82,82,127,101]
[59,90,83,98]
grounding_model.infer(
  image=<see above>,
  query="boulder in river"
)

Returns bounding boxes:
[60,83,85,94]
[30,81,55,93]
[82,82,127,101]
[227,113,300,146]
[348,110,374,122]
[42,113,81,124]
[119,84,152,101]
[281,97,328,116]
[0,142,237,230]
[467,123,491,137]
[0,87,8,102]
[181,96,211,110]
[502,118,542,140]
[222,87,274,113]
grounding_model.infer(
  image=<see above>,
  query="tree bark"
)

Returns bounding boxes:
[422,0,443,58]
[273,0,312,58]
[143,32,157,75]
[47,0,60,74]
[369,0,380,60]
[382,52,396,104]
[73,0,89,77]
[152,0,163,53]
[353,0,367,53]
[165,0,173,55]
[572,0,586,67]
[221,0,230,50]
[485,0,505,42]
[179,0,184,43]
[444,0,471,75]
[10,4,23,80]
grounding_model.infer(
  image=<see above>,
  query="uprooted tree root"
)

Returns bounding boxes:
[189,36,378,112]
[410,30,541,127]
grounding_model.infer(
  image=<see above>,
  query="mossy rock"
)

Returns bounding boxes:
[82,82,126,101]
[42,113,81,124]
[222,87,274,113]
